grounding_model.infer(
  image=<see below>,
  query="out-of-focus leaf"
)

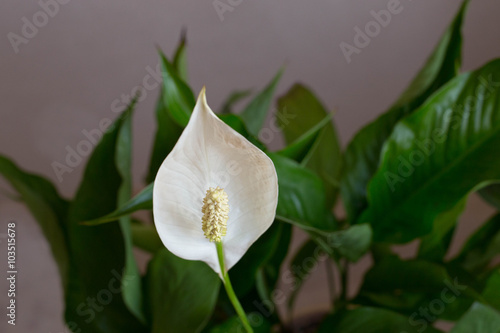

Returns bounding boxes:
[65,105,146,331]
[158,49,195,127]
[277,84,342,207]
[208,314,271,333]
[479,183,500,210]
[341,1,469,222]
[450,302,500,333]
[482,269,500,311]
[172,29,188,82]
[146,249,220,333]
[360,59,500,243]
[270,153,335,232]
[453,214,500,273]
[327,224,372,262]
[318,307,443,333]
[241,69,283,136]
[0,155,69,287]
[220,89,253,114]
[83,183,153,225]
[115,105,145,322]
[277,114,333,163]
[131,223,163,253]
[418,199,467,262]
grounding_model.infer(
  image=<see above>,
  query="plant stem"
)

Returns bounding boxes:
[324,259,336,310]
[216,242,253,333]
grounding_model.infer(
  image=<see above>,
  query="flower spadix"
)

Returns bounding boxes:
[153,87,278,277]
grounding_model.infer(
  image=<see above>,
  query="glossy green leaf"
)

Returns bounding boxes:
[220,89,253,114]
[158,49,195,127]
[146,249,220,333]
[454,214,500,273]
[241,68,283,136]
[277,84,342,207]
[360,59,500,243]
[0,155,69,287]
[450,302,500,333]
[341,1,469,222]
[318,307,443,333]
[418,199,467,262]
[64,105,146,332]
[83,183,153,225]
[270,153,335,232]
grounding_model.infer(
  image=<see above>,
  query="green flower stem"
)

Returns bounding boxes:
[216,242,254,333]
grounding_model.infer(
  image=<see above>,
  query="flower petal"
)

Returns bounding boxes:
[153,87,278,276]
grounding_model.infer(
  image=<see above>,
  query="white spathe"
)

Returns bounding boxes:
[153,87,279,277]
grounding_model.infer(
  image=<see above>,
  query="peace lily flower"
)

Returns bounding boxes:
[153,88,278,330]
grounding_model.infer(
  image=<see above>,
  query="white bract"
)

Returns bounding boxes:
[153,88,278,277]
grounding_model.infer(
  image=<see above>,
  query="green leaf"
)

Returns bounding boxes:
[83,183,153,225]
[277,84,342,207]
[270,153,335,232]
[229,221,284,297]
[450,302,500,333]
[277,113,333,163]
[479,183,500,210]
[454,214,500,273]
[208,314,271,333]
[318,307,443,333]
[64,105,146,332]
[172,30,188,82]
[158,49,196,127]
[220,89,253,114]
[482,269,500,311]
[0,155,69,287]
[146,89,184,183]
[418,199,467,262]
[341,0,469,222]
[240,68,283,136]
[358,257,481,320]
[360,59,500,243]
[115,103,145,323]
[328,224,372,262]
[146,39,188,183]
[146,249,220,333]
[131,223,163,253]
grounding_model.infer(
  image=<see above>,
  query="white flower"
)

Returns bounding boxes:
[153,87,279,277]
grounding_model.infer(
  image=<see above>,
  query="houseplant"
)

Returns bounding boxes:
[2,0,500,331]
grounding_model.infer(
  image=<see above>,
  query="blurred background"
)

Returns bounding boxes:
[1,0,499,331]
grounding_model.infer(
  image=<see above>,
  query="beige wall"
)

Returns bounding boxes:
[1,1,499,331]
